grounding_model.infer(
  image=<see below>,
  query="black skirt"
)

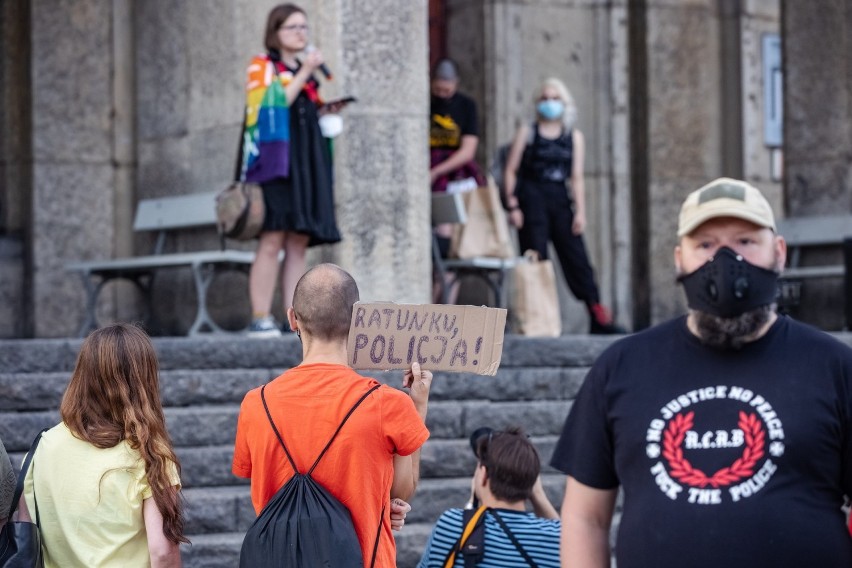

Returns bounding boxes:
[261,92,341,247]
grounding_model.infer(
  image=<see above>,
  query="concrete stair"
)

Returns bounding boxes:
[0,333,617,567]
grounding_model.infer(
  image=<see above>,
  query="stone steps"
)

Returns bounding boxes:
[0,334,614,567]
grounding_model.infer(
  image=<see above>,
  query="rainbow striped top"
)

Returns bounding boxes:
[241,54,291,183]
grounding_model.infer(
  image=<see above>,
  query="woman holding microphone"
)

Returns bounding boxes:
[242,3,348,337]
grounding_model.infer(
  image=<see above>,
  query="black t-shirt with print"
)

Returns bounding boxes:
[551,315,852,568]
[429,92,478,150]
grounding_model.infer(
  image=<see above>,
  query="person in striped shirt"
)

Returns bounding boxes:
[418,427,561,567]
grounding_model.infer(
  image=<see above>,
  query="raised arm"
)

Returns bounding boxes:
[560,476,617,568]
[390,362,432,501]
[529,476,559,520]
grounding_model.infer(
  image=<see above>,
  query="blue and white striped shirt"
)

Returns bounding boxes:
[417,508,561,567]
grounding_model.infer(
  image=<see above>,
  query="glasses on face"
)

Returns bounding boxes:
[279,24,309,33]
[539,95,561,102]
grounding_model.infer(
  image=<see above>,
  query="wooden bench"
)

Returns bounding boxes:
[776,214,852,328]
[66,192,260,336]
[431,192,517,307]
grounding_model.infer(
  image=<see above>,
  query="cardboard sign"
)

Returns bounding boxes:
[347,302,507,375]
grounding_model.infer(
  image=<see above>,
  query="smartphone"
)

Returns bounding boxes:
[322,96,357,108]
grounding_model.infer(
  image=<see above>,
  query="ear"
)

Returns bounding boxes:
[287,307,298,332]
[477,463,489,488]
[773,235,787,272]
[674,244,683,274]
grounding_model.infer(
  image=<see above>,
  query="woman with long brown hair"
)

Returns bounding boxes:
[243,3,349,337]
[22,323,187,567]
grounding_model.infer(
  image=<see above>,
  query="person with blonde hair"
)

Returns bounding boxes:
[503,77,622,334]
[22,323,187,567]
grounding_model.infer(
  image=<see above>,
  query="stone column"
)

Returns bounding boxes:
[29,0,117,337]
[134,0,264,333]
[318,0,431,303]
[783,0,852,214]
[640,0,724,324]
[0,0,32,338]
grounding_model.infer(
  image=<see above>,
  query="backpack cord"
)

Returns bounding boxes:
[368,503,386,568]
[8,429,47,523]
[490,510,540,568]
[259,383,380,476]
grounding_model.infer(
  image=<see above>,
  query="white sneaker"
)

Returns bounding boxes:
[247,316,282,338]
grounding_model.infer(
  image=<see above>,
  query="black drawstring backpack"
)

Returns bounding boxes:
[239,384,383,567]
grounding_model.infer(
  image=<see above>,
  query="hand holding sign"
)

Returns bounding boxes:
[403,362,432,417]
[347,303,507,375]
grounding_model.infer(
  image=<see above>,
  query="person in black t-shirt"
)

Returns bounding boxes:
[429,59,485,194]
[551,177,852,568]
[504,77,622,334]
[428,60,487,265]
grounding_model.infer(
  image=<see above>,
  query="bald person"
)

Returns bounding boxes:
[233,263,432,567]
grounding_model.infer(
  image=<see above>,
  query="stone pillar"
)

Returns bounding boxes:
[134,0,263,333]
[0,0,32,338]
[640,0,724,324]
[782,0,850,330]
[318,0,431,303]
[29,0,117,337]
[444,0,632,332]
[783,0,852,214]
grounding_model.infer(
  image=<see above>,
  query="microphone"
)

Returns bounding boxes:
[305,44,332,80]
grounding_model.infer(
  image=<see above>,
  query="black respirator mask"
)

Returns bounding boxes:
[677,247,779,318]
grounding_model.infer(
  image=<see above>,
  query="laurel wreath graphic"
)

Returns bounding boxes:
[662,411,765,488]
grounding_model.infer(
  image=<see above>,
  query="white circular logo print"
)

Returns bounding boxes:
[644,385,785,505]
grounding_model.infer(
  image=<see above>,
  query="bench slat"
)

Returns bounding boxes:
[67,250,255,273]
[781,266,844,280]
[133,191,220,231]
[777,215,852,247]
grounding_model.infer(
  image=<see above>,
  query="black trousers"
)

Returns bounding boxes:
[517,179,601,305]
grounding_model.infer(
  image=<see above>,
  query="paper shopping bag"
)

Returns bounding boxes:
[449,179,515,259]
[511,250,561,337]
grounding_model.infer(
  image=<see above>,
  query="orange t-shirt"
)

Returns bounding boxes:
[232,363,430,567]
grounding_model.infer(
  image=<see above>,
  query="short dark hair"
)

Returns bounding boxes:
[292,264,359,341]
[475,426,540,502]
[264,3,305,52]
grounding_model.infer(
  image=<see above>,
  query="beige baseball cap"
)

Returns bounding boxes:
[677,177,776,237]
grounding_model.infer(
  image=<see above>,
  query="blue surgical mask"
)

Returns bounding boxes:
[537,99,565,120]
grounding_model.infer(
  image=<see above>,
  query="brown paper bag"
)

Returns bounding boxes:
[449,179,515,259]
[511,250,561,337]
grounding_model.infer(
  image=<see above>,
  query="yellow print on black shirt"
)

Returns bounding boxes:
[430,114,461,148]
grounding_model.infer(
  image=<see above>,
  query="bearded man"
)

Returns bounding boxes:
[550,178,852,568]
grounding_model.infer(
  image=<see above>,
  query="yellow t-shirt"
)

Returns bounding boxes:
[23,423,180,567]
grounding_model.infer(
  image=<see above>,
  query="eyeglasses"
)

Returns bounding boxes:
[279,24,309,33]
[538,95,561,101]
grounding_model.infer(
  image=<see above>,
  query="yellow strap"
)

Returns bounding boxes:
[443,506,488,568]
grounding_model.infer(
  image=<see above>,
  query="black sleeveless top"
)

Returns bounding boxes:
[521,125,573,184]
